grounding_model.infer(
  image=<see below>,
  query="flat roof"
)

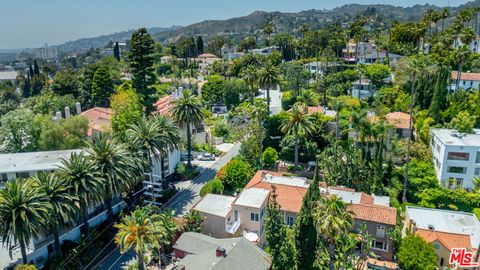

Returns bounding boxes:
[406,206,480,248]
[262,173,309,188]
[234,188,269,208]
[194,194,236,217]
[0,71,18,80]
[0,149,82,174]
[431,128,480,147]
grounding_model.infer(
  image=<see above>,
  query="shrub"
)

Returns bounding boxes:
[262,147,278,169]
[175,163,199,180]
[200,178,224,197]
[217,159,254,190]
[14,265,37,270]
[397,235,438,270]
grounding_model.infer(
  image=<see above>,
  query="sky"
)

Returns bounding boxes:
[0,0,473,49]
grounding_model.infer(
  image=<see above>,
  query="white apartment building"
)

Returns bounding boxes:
[453,35,480,54]
[449,71,480,92]
[351,79,374,99]
[430,128,480,190]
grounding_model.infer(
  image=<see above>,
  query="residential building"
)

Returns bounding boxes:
[357,52,404,65]
[172,232,271,270]
[0,149,82,183]
[449,71,480,92]
[342,39,377,61]
[79,107,111,137]
[0,70,18,82]
[385,112,411,140]
[193,194,238,238]
[430,128,480,190]
[231,188,270,241]
[154,94,174,116]
[351,79,374,99]
[303,61,341,75]
[249,46,278,56]
[405,206,480,268]
[453,35,480,54]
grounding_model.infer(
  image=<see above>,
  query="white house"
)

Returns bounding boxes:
[0,70,19,82]
[351,79,374,99]
[453,35,480,54]
[430,128,480,190]
[342,39,377,60]
[449,71,480,92]
[357,52,404,65]
[249,46,278,56]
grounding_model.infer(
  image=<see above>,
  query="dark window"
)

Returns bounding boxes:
[447,152,470,161]
[447,166,467,174]
[250,213,259,222]
[16,172,30,179]
[0,173,7,182]
[476,152,480,163]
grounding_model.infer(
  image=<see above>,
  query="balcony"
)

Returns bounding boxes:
[226,220,241,234]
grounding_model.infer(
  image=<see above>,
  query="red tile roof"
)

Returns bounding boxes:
[416,229,472,251]
[386,112,411,130]
[80,107,111,136]
[245,171,308,213]
[154,94,173,116]
[451,71,480,81]
[307,106,325,114]
[347,204,397,225]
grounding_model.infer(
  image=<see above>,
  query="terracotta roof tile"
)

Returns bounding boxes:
[386,112,411,130]
[416,229,472,251]
[307,106,325,114]
[154,94,173,116]
[80,107,111,136]
[347,203,397,225]
[451,71,480,81]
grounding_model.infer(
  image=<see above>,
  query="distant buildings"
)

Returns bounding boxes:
[80,107,111,137]
[173,232,272,270]
[405,206,480,268]
[249,46,278,56]
[0,70,18,82]
[343,39,377,61]
[430,128,480,190]
[453,35,480,54]
[351,79,374,99]
[34,43,58,60]
[357,52,404,65]
[449,71,480,92]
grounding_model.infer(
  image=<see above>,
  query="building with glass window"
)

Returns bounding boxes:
[430,128,480,190]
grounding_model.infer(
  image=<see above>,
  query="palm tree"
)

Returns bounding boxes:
[299,23,310,38]
[0,179,50,264]
[453,45,472,91]
[350,109,367,154]
[258,61,280,114]
[281,102,315,165]
[331,99,344,140]
[171,89,205,168]
[154,115,181,180]
[263,19,274,46]
[115,207,157,270]
[440,8,450,32]
[87,135,134,217]
[58,152,104,234]
[32,172,77,258]
[241,65,258,105]
[150,210,178,266]
[314,195,353,270]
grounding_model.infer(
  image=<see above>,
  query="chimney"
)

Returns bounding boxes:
[76,102,81,115]
[65,106,71,119]
[216,247,226,257]
[55,111,62,120]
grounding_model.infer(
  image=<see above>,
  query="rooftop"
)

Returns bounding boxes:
[360,51,403,59]
[0,70,18,80]
[174,232,271,270]
[386,112,411,130]
[80,107,111,136]
[0,149,82,174]
[233,188,270,208]
[451,71,480,81]
[193,194,236,217]
[154,94,173,116]
[416,228,472,251]
[347,203,397,225]
[431,128,480,147]
[328,187,390,206]
[406,206,480,248]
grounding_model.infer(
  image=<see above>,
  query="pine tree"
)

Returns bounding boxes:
[128,27,156,113]
[294,163,321,270]
[196,36,204,55]
[92,66,114,107]
[429,66,448,123]
[113,42,120,61]
[265,185,284,269]
[33,60,40,76]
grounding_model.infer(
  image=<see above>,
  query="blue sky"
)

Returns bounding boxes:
[0,0,472,49]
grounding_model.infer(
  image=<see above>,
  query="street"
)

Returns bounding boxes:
[94,142,241,270]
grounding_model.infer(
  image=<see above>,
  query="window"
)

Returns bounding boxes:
[16,172,30,179]
[0,173,7,182]
[475,168,480,176]
[260,209,264,220]
[447,166,467,174]
[476,152,480,163]
[286,216,294,226]
[376,225,386,238]
[371,240,388,251]
[250,213,259,222]
[433,243,440,250]
[234,210,239,222]
[447,152,470,161]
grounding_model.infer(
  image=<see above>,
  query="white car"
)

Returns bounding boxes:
[197,153,215,161]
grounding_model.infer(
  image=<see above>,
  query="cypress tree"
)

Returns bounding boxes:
[33,60,40,76]
[265,185,284,269]
[113,42,120,61]
[429,66,448,123]
[29,65,34,77]
[196,36,204,55]
[92,66,114,107]
[294,163,321,270]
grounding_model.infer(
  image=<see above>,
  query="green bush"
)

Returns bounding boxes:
[200,178,224,197]
[217,159,254,190]
[175,163,199,180]
[281,90,295,111]
[288,164,304,172]
[397,235,438,270]
[474,208,480,220]
[418,187,480,212]
[262,147,278,169]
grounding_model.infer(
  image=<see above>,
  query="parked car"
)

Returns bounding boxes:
[197,153,215,161]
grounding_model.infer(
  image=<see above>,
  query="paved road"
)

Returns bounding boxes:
[94,142,241,270]
[164,142,241,216]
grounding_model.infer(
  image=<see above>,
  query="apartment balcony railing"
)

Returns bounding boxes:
[226,220,241,234]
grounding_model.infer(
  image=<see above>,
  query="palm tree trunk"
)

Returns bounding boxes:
[456,61,463,91]
[250,85,255,105]
[105,187,113,218]
[294,127,299,165]
[137,249,145,270]
[53,225,63,258]
[187,123,192,168]
[328,242,335,270]
[20,239,28,264]
[81,203,90,235]
[402,71,416,203]
[266,87,271,114]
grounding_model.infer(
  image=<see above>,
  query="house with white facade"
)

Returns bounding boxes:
[453,35,480,54]
[357,52,404,65]
[351,79,374,99]
[449,71,480,92]
[430,128,480,190]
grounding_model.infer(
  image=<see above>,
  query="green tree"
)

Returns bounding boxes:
[37,116,89,151]
[449,110,477,133]
[261,147,278,169]
[0,109,41,153]
[242,65,259,105]
[258,61,280,113]
[92,66,114,107]
[0,179,50,264]
[428,66,449,123]
[32,172,77,257]
[171,89,205,168]
[365,63,391,89]
[196,36,204,55]
[113,42,120,61]
[129,28,156,113]
[218,159,253,190]
[183,210,204,233]
[264,186,284,269]
[281,103,315,165]
[201,75,225,105]
[200,178,224,196]
[397,234,438,270]
[51,69,81,97]
[58,152,104,234]
[295,164,321,270]
[23,90,76,116]
[110,82,143,134]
